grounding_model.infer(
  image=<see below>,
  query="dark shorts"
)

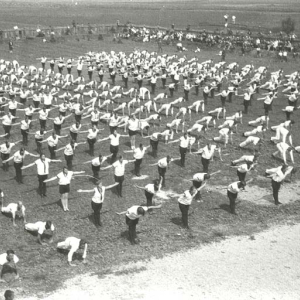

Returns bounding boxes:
[128,129,137,137]
[92,164,100,172]
[59,184,70,194]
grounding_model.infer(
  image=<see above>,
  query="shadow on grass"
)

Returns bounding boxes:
[57,248,84,262]
[219,203,231,213]
[171,217,182,226]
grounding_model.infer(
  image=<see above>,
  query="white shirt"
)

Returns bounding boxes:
[126,205,148,220]
[35,158,51,175]
[201,145,216,159]
[109,134,120,146]
[21,120,31,130]
[113,160,129,176]
[64,143,77,156]
[92,186,106,203]
[13,150,29,163]
[178,190,193,205]
[0,253,19,265]
[0,142,15,154]
[87,129,99,140]
[271,167,285,182]
[39,109,49,120]
[2,203,26,218]
[145,184,156,194]
[158,157,169,168]
[47,135,59,147]
[128,119,140,131]
[228,182,241,194]
[27,221,55,234]
[179,136,190,148]
[25,107,35,116]
[57,171,74,185]
[91,156,107,167]
[70,124,82,133]
[62,237,87,262]
[35,131,45,139]
[246,136,260,145]
[2,115,13,126]
[237,164,250,173]
[134,147,146,159]
[192,173,207,182]
[8,101,18,110]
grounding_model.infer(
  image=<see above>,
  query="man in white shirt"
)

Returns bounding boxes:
[177,184,206,228]
[102,156,134,197]
[239,136,261,149]
[116,204,161,244]
[1,200,26,227]
[77,181,118,226]
[22,153,61,197]
[98,130,129,164]
[0,140,21,171]
[149,155,180,187]
[134,178,163,206]
[272,141,294,165]
[25,221,55,245]
[227,181,246,214]
[266,164,292,205]
[213,127,233,148]
[57,237,87,266]
[3,147,39,183]
[83,154,111,182]
[44,167,85,211]
[168,132,191,167]
[0,250,19,282]
[124,143,150,176]
[39,132,68,159]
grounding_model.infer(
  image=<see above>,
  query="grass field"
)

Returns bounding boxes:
[0,2,299,299]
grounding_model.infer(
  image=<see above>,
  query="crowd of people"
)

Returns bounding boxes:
[118,22,299,58]
[0,43,299,288]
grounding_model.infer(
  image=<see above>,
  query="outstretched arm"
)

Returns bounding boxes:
[21,162,36,170]
[44,176,58,183]
[105,182,119,190]
[147,204,162,210]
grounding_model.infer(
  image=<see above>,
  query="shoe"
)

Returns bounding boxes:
[275,201,282,205]
[43,194,47,197]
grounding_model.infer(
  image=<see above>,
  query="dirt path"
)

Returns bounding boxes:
[18,223,300,300]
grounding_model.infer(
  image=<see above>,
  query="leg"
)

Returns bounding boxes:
[91,201,102,226]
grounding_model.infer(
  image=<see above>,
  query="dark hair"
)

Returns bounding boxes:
[6,250,15,255]
[45,221,52,230]
[79,239,87,247]
[4,290,14,299]
[238,181,246,188]
[204,174,211,180]
[137,207,145,216]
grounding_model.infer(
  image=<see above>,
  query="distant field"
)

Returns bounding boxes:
[0,0,299,32]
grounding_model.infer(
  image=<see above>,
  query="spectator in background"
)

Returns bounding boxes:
[8,40,13,54]
[232,15,236,24]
